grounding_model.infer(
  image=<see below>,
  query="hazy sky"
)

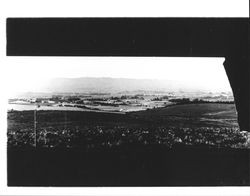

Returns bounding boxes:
[3,57,231,94]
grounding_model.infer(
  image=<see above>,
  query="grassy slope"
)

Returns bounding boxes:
[7,103,250,186]
[8,103,238,128]
[129,103,238,128]
[131,103,236,118]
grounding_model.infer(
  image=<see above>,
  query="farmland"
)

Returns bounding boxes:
[8,103,248,149]
[7,100,250,186]
[130,103,239,128]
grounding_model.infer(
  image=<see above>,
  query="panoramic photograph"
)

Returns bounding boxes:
[7,57,250,186]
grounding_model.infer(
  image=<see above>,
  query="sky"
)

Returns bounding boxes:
[3,57,231,94]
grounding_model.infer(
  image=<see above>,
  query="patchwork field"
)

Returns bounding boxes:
[8,103,246,149]
[130,103,239,128]
[7,102,250,186]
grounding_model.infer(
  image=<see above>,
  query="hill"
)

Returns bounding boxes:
[130,103,238,128]
[29,77,224,94]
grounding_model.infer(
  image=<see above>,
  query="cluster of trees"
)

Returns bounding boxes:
[169,98,234,104]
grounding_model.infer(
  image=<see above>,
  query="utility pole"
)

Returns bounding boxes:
[34,109,37,147]
[34,105,38,147]
[64,111,67,130]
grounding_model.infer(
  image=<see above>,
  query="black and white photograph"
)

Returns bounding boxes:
[0,0,249,195]
[6,57,250,186]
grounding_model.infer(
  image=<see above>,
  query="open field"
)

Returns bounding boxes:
[130,103,239,128]
[133,103,237,118]
[8,103,246,148]
[8,103,238,128]
[7,102,250,186]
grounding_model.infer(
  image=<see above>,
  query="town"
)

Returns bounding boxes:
[8,91,234,113]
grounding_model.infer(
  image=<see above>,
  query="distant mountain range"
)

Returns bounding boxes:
[35,77,227,94]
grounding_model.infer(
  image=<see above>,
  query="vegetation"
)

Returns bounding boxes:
[7,103,249,186]
[169,98,234,104]
[7,103,247,149]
